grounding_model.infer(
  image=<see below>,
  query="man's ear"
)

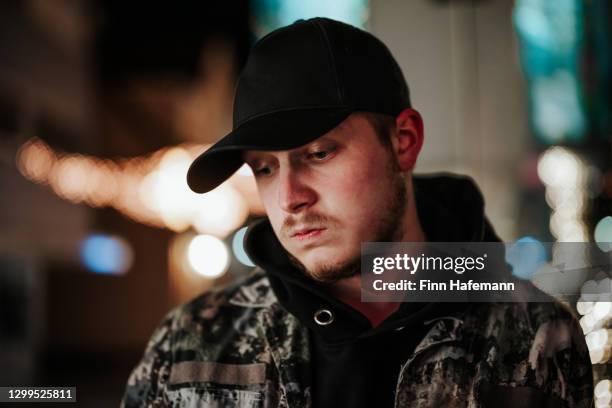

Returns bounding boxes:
[393,108,424,171]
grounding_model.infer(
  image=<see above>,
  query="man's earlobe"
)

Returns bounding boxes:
[395,108,424,171]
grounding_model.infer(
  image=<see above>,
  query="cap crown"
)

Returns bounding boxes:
[233,18,410,129]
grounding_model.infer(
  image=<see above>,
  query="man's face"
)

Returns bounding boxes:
[244,113,407,283]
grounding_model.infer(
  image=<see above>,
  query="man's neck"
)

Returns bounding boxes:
[326,196,426,327]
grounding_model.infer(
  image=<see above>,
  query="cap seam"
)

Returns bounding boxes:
[311,19,344,105]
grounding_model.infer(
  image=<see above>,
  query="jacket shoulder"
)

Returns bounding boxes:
[157,268,275,359]
[176,267,275,318]
[121,269,276,407]
[465,300,593,407]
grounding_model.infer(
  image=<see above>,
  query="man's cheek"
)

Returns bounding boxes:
[350,168,380,195]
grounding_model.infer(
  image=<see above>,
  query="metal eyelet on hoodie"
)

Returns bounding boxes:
[314,309,334,326]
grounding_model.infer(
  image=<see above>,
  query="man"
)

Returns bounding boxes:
[122,18,593,407]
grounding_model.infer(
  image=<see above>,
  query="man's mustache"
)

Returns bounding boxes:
[281,213,335,238]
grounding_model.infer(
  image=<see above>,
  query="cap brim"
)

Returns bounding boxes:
[187,107,353,193]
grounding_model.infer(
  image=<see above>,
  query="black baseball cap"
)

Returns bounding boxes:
[187,17,411,193]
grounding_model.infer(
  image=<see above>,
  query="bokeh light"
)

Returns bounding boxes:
[15,138,55,184]
[537,147,588,241]
[237,163,254,177]
[252,0,368,38]
[139,147,196,232]
[232,226,255,267]
[595,216,612,252]
[506,236,547,279]
[192,185,249,237]
[15,138,260,233]
[595,380,611,400]
[537,146,586,188]
[593,302,612,321]
[80,234,133,275]
[186,234,230,278]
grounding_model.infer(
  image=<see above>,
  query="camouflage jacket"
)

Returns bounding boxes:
[121,268,593,408]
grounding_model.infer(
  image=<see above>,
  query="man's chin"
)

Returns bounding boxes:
[298,255,361,284]
[307,268,359,284]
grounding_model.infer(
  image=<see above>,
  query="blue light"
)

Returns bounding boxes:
[80,234,133,275]
[252,0,369,38]
[513,0,587,144]
[595,216,612,252]
[506,236,548,280]
[232,227,256,267]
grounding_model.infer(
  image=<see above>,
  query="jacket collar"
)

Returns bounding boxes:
[227,270,473,407]
[413,314,466,356]
[260,297,312,406]
[227,268,277,308]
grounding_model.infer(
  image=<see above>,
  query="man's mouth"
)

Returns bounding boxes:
[291,228,327,241]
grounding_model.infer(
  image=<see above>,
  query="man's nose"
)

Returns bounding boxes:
[278,167,316,213]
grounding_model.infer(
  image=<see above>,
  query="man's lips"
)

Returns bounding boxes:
[291,228,327,241]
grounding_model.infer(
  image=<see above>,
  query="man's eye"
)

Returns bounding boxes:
[307,150,331,161]
[254,166,272,176]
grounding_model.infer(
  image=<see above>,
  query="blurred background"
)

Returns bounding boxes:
[0,0,610,406]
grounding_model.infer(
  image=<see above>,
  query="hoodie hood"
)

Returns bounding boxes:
[411,173,501,242]
[243,173,502,342]
[245,172,501,266]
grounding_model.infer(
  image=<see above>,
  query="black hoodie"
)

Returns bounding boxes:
[244,173,503,408]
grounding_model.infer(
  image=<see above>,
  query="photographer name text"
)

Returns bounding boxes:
[372,279,515,292]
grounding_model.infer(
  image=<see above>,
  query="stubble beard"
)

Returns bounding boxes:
[288,158,408,284]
